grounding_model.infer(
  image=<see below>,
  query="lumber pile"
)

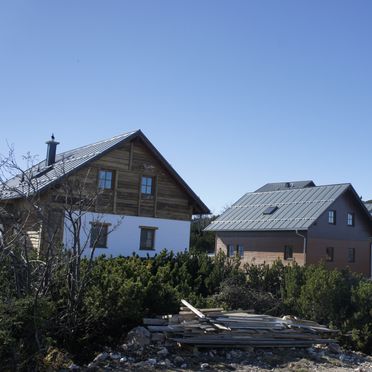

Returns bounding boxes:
[143,300,339,349]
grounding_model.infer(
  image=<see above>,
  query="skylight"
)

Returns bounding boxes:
[263,206,278,215]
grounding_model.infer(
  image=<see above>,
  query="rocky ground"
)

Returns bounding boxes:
[66,342,372,372]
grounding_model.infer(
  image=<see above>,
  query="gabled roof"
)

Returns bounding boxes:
[1,130,210,214]
[255,180,315,192]
[205,183,363,232]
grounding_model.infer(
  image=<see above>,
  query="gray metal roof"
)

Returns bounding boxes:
[1,131,137,200]
[364,202,372,215]
[205,184,351,232]
[0,130,210,214]
[255,180,315,192]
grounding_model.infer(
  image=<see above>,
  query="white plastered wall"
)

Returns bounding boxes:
[63,211,191,257]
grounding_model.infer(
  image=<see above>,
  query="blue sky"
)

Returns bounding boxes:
[1,1,371,213]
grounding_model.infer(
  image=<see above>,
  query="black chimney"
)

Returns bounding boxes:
[45,134,59,166]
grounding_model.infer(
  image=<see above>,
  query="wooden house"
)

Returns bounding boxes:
[0,130,210,257]
[205,181,372,277]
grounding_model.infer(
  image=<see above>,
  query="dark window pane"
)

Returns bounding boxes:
[140,228,155,250]
[328,210,336,224]
[326,247,334,262]
[263,206,278,215]
[228,244,235,257]
[348,248,355,263]
[347,213,354,226]
[284,245,293,260]
[90,223,108,248]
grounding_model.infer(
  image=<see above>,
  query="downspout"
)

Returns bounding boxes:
[295,230,307,266]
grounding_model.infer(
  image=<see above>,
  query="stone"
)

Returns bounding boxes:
[328,343,341,354]
[164,358,172,367]
[180,363,187,369]
[93,352,109,362]
[109,352,121,360]
[201,362,210,370]
[157,347,169,357]
[69,363,80,370]
[119,357,128,363]
[174,355,185,365]
[87,362,96,369]
[126,326,151,347]
[147,358,157,365]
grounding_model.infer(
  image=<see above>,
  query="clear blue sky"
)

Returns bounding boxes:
[1,1,371,214]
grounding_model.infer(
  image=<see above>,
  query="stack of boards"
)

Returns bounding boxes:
[143,300,339,349]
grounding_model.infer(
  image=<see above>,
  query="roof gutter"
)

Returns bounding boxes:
[295,230,307,265]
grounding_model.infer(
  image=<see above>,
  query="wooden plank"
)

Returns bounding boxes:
[181,299,206,319]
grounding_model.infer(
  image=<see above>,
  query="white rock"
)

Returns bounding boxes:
[126,326,151,346]
[119,356,128,363]
[147,358,157,365]
[110,352,121,360]
[69,363,80,370]
[201,362,209,370]
[93,352,109,362]
[180,363,187,369]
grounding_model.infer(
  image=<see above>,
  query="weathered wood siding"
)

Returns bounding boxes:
[49,138,193,221]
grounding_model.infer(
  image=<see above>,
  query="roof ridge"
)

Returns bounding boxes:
[252,183,350,195]
[56,129,139,158]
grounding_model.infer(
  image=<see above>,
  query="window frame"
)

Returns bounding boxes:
[141,176,154,197]
[98,169,114,190]
[139,226,157,250]
[347,212,355,227]
[328,210,336,225]
[284,245,293,261]
[326,247,334,262]
[228,244,235,257]
[237,244,244,258]
[348,248,355,263]
[90,222,110,248]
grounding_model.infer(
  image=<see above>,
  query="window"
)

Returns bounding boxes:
[98,170,113,189]
[326,247,334,262]
[347,213,355,226]
[228,244,235,257]
[140,227,156,250]
[328,210,336,225]
[90,223,109,248]
[238,245,244,258]
[141,176,153,195]
[284,245,293,260]
[263,206,278,215]
[348,248,355,263]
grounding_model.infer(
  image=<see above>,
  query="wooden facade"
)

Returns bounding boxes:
[1,132,209,254]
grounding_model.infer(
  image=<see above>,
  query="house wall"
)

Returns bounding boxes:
[215,231,306,266]
[50,138,193,221]
[307,191,372,277]
[63,211,191,257]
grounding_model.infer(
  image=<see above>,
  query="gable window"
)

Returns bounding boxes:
[238,245,244,258]
[90,222,109,248]
[140,227,157,250]
[284,245,293,260]
[228,244,235,257]
[347,213,355,226]
[98,170,113,189]
[326,247,334,262]
[328,210,336,225]
[141,176,153,196]
[348,248,355,263]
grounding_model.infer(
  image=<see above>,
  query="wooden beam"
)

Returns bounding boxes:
[129,141,134,170]
[181,299,206,319]
[154,175,158,217]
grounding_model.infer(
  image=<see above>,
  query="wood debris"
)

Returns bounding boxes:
[143,300,339,349]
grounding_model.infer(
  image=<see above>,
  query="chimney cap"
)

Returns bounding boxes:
[46,133,60,145]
